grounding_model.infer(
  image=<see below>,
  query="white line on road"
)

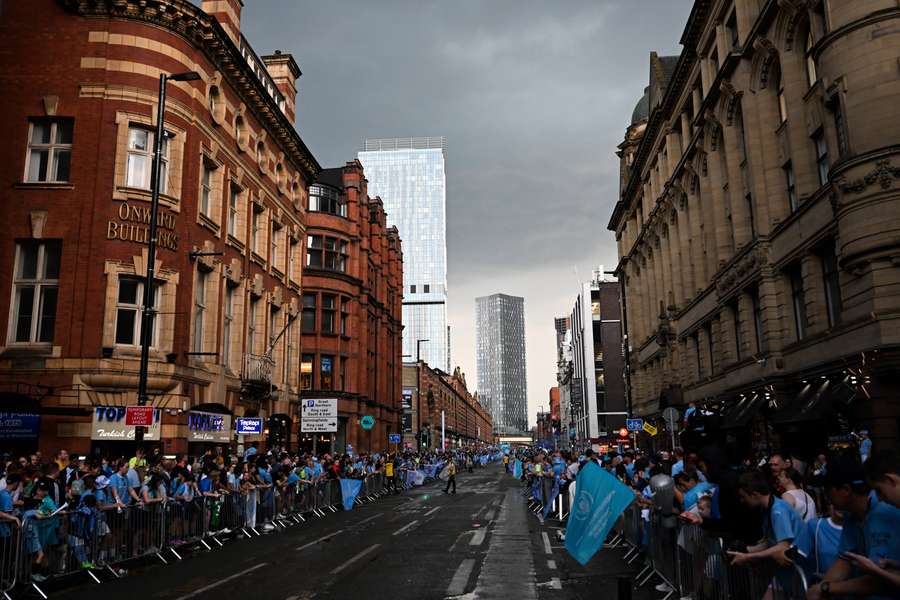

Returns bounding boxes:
[295,529,344,552]
[392,519,420,536]
[547,559,557,570]
[172,562,268,600]
[425,506,441,516]
[329,543,381,575]
[355,512,384,526]
[469,529,487,546]
[482,509,495,521]
[446,558,476,596]
[537,578,563,590]
[541,531,553,555]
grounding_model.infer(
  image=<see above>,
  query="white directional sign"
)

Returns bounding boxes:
[301,398,338,432]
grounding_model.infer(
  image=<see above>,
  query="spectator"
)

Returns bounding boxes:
[780,467,817,522]
[806,501,843,581]
[807,456,900,599]
[865,449,900,509]
[859,431,872,464]
[728,470,810,569]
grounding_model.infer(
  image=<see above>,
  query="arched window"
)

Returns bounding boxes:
[234,115,248,148]
[805,31,818,87]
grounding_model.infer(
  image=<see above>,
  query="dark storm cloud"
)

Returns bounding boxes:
[238,0,693,421]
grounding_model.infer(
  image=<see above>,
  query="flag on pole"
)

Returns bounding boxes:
[340,478,363,511]
[564,461,635,565]
[512,459,522,479]
[542,478,560,519]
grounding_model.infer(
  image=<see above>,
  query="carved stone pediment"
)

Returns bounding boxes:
[715,247,768,297]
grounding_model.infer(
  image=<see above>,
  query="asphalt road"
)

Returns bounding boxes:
[55,464,656,600]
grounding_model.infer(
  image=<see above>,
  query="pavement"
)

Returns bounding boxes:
[55,464,658,600]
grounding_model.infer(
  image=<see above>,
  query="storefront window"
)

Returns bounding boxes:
[301,354,314,390]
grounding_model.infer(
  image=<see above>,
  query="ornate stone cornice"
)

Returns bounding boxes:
[715,246,767,297]
[60,0,321,181]
[835,159,900,194]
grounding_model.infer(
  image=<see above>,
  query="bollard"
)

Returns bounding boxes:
[617,576,632,600]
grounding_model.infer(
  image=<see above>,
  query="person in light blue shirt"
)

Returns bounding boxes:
[806,509,843,579]
[807,456,900,599]
[109,461,135,507]
[0,474,21,538]
[859,432,872,464]
[671,448,685,477]
[728,470,810,567]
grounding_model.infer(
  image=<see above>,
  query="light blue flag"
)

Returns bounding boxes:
[405,470,417,487]
[414,470,426,486]
[424,465,438,479]
[512,459,522,479]
[564,461,635,565]
[340,478,363,511]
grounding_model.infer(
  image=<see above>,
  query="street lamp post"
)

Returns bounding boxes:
[135,71,200,447]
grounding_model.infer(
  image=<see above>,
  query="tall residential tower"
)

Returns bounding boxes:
[358,138,449,371]
[476,294,527,434]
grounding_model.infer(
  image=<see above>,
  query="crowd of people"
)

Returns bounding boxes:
[0,443,491,585]
[507,441,900,598]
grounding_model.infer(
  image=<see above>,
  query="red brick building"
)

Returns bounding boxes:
[0,0,319,455]
[406,362,493,450]
[300,162,403,453]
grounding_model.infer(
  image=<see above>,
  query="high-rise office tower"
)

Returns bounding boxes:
[359,137,449,371]
[476,294,527,434]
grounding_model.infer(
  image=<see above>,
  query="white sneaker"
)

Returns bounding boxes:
[655,583,674,593]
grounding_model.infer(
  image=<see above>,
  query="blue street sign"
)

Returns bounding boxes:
[626,418,644,432]
[236,417,263,436]
[388,433,401,444]
[360,415,375,430]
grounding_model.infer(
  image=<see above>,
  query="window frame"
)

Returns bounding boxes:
[114,275,159,348]
[813,129,829,187]
[805,31,818,88]
[321,294,336,334]
[223,284,234,368]
[789,266,808,341]
[301,293,316,333]
[784,161,798,212]
[125,125,169,193]
[24,118,73,183]
[8,240,61,345]
[192,270,208,353]
[821,244,843,328]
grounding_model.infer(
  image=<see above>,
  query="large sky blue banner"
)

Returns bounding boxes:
[406,469,417,487]
[564,461,635,565]
[340,479,363,511]
[414,470,426,486]
[513,459,522,479]
[531,477,544,503]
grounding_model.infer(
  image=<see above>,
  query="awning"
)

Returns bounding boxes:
[772,380,853,425]
[720,393,767,429]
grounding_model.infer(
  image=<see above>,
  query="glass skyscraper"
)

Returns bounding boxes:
[476,294,527,434]
[358,137,449,372]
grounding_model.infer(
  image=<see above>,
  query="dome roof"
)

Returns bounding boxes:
[631,86,650,125]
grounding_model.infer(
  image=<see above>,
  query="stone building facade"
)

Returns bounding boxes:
[404,362,493,450]
[608,0,900,451]
[300,162,403,453]
[0,0,318,454]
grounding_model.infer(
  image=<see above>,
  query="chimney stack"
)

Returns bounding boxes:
[262,51,301,124]
[202,0,243,45]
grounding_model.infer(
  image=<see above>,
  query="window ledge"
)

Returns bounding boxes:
[272,267,285,280]
[226,235,245,252]
[0,343,55,358]
[14,182,74,191]
[115,186,180,210]
[250,251,267,267]
[110,345,167,360]
[198,213,221,236]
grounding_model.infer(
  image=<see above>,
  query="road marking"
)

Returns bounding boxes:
[482,509,495,521]
[392,519,419,536]
[537,578,562,590]
[355,512,384,526]
[547,559,557,570]
[172,562,268,600]
[329,543,381,575]
[541,531,552,555]
[295,529,344,552]
[446,558,476,596]
[470,506,485,519]
[469,529,487,546]
[425,506,441,516]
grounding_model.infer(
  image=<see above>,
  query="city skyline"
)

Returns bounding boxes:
[476,293,528,434]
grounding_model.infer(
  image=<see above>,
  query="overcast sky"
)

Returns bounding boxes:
[239,0,693,427]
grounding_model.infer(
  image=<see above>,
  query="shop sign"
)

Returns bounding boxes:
[0,412,41,441]
[107,201,179,251]
[401,389,413,410]
[92,406,161,441]
[236,418,264,436]
[187,411,232,443]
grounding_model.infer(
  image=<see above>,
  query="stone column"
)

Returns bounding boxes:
[723,116,753,247]
[677,196,695,304]
[801,253,828,336]
[660,227,673,312]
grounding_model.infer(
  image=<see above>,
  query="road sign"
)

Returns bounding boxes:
[301,399,337,433]
[662,407,680,426]
[360,415,375,430]
[125,406,154,427]
[643,422,658,436]
[235,417,263,436]
[626,418,644,432]
[388,433,401,444]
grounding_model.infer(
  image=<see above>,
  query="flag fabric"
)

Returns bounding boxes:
[424,465,438,479]
[543,478,560,519]
[512,459,522,479]
[564,461,635,565]
[414,470,426,486]
[340,478,363,511]
[405,470,417,487]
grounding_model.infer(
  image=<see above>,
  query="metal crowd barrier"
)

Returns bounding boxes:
[0,468,447,599]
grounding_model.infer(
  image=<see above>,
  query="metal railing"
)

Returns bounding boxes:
[242,353,274,384]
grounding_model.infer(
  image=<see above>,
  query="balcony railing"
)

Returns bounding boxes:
[243,353,275,385]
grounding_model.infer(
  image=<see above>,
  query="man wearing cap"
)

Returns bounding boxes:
[807,456,900,599]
